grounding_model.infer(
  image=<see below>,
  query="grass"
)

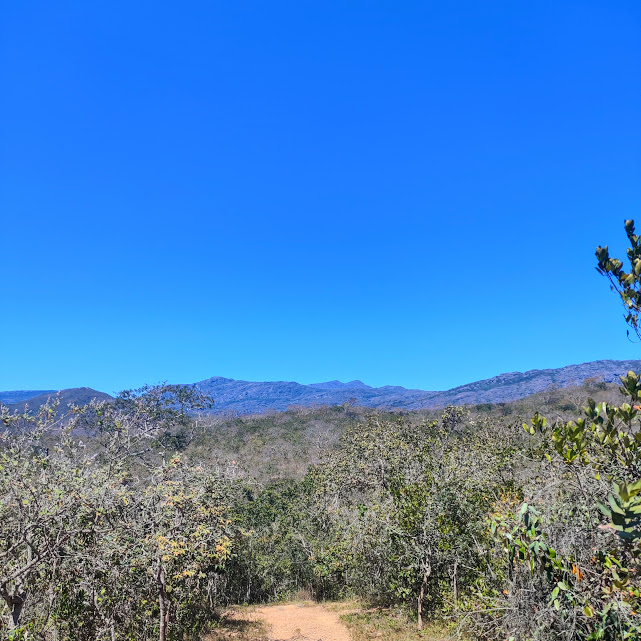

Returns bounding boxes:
[340,606,452,641]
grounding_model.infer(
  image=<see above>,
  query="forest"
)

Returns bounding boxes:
[2,221,641,641]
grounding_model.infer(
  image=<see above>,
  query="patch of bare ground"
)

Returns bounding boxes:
[206,602,351,640]
[206,602,451,641]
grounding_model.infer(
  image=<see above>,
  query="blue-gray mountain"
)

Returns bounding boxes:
[3,360,641,415]
[0,390,56,405]
[0,388,112,411]
[193,359,641,414]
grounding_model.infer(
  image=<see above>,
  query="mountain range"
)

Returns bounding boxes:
[2,359,641,415]
[192,359,641,413]
[0,388,113,412]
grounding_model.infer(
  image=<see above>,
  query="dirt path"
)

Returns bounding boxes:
[253,602,352,641]
[212,602,352,641]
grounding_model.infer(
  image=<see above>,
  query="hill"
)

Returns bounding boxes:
[193,359,641,414]
[0,390,56,405]
[2,387,113,413]
[186,375,625,482]
[3,359,641,417]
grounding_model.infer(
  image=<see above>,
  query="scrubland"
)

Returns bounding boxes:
[3,222,641,640]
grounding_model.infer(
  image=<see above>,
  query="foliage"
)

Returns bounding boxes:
[488,377,641,640]
[471,221,641,640]
[4,220,641,640]
[300,409,524,627]
[596,220,641,340]
[0,385,236,641]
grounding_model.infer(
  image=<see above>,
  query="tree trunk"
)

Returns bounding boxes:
[417,555,432,631]
[417,583,425,631]
[157,564,169,641]
[11,602,24,629]
[159,589,167,641]
[452,561,458,603]
[48,581,59,641]
[2,592,26,630]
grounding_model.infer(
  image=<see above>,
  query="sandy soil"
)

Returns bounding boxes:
[215,602,352,641]
[254,602,352,641]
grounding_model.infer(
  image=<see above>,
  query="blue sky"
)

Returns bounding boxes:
[1,1,640,394]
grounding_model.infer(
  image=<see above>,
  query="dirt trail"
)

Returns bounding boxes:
[220,602,352,641]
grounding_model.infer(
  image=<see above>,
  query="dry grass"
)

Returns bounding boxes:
[339,606,452,641]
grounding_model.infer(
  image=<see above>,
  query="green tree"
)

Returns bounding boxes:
[0,384,236,641]
[485,221,641,640]
[596,219,641,341]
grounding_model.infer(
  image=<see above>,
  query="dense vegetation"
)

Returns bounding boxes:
[2,221,641,640]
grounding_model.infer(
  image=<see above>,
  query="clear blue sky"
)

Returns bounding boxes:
[1,1,640,394]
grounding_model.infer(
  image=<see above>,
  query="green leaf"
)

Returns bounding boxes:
[608,494,625,515]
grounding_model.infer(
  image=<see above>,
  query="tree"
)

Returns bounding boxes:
[484,220,641,640]
[596,219,641,340]
[0,384,236,641]
[306,410,521,628]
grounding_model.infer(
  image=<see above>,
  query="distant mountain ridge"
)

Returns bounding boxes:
[3,360,641,416]
[193,359,641,414]
[0,390,56,405]
[0,388,113,412]
[307,380,372,390]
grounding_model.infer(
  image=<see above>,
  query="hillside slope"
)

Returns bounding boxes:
[413,359,641,407]
[4,359,641,417]
[0,390,56,405]
[2,387,113,413]
[194,359,641,414]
